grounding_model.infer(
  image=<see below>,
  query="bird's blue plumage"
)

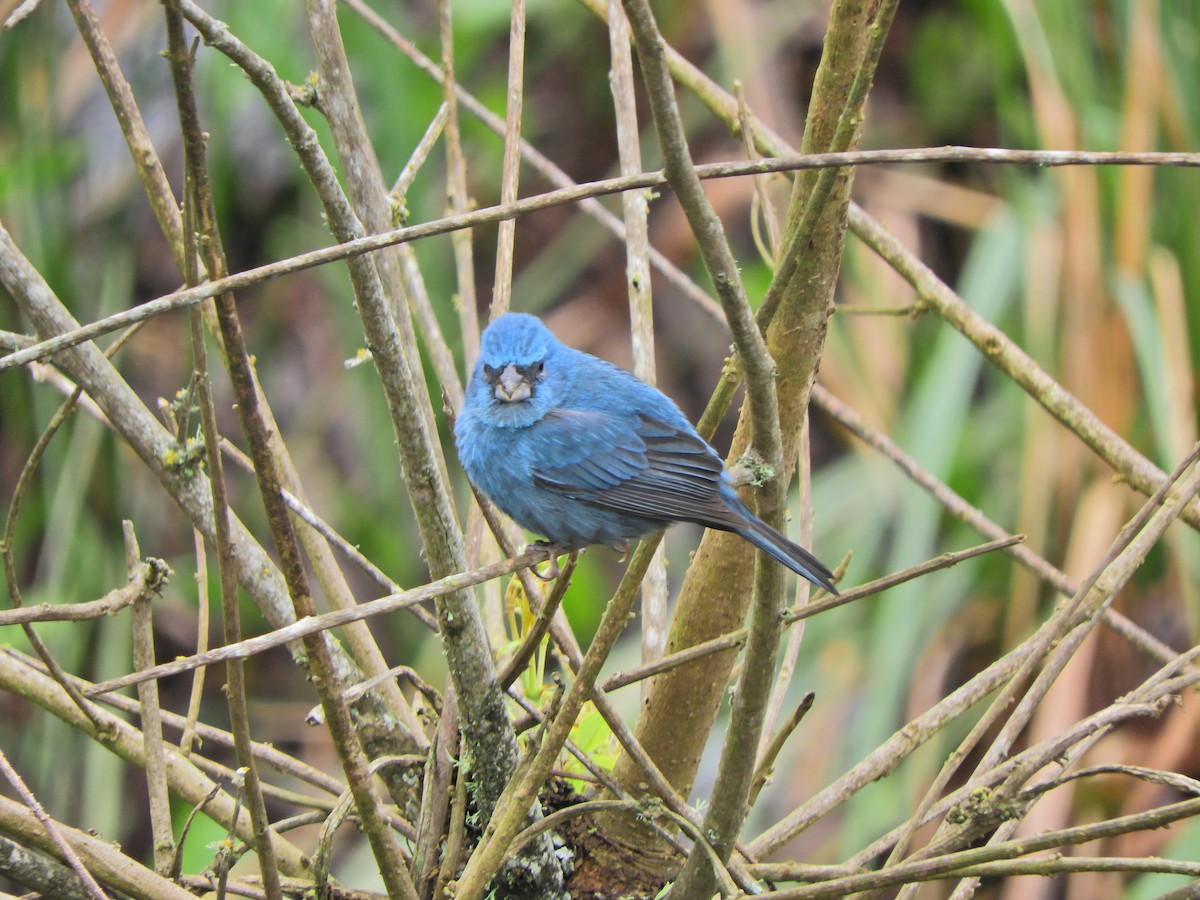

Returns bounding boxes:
[454,313,837,593]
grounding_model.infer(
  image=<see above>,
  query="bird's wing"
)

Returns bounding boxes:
[531,409,731,525]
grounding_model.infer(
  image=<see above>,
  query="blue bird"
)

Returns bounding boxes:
[454,313,837,593]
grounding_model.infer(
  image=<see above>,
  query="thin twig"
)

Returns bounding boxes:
[846,204,1200,533]
[756,794,1200,898]
[434,763,469,900]
[217,438,439,632]
[812,384,1180,666]
[5,647,346,800]
[179,530,209,757]
[434,0,480,366]
[162,7,286,891]
[749,692,816,807]
[498,553,576,690]
[306,665,444,726]
[489,0,526,319]
[0,753,108,900]
[0,564,164,626]
[601,536,1018,694]
[608,0,669,686]
[390,102,450,202]
[83,546,552,698]
[735,80,783,263]
[760,425,816,759]
[753,855,1200,887]
[413,693,457,899]
[125,521,175,876]
[63,0,186,264]
[1,321,146,728]
[6,147,1199,376]
[750,645,1023,857]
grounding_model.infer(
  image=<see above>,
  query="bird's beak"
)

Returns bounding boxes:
[494,364,532,402]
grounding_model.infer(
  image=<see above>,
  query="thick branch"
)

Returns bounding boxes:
[0,797,193,900]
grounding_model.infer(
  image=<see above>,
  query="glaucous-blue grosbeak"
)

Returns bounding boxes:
[454,313,837,593]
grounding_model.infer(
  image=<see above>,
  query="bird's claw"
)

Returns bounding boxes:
[528,541,564,581]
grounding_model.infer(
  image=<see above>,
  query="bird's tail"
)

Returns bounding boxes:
[735,512,839,594]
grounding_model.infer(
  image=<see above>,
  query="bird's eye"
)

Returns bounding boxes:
[526,361,544,380]
[482,363,499,383]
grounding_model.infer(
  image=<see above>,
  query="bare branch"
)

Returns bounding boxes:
[83,546,553,698]
[4,147,1197,376]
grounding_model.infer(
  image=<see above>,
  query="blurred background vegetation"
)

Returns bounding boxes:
[1,0,1199,897]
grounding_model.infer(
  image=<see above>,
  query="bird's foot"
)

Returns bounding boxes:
[612,542,631,563]
[527,541,566,581]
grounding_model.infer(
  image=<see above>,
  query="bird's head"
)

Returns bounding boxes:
[471,313,559,423]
